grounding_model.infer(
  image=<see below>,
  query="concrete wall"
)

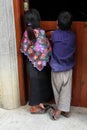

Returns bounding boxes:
[0,0,20,109]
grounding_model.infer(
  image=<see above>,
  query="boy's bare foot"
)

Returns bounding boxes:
[48,107,61,120]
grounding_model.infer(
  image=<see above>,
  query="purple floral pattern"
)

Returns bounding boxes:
[20,29,51,71]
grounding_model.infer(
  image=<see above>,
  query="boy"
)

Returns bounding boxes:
[49,11,76,120]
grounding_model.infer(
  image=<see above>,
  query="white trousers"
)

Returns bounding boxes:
[51,69,72,112]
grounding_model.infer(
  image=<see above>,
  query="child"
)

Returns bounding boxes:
[20,9,54,114]
[49,11,76,120]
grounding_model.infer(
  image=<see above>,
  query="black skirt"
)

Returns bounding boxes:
[26,61,54,106]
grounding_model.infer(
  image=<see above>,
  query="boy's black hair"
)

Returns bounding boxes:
[57,11,72,30]
[24,9,41,41]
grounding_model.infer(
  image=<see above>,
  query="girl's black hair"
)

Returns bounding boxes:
[24,9,41,41]
[57,11,72,30]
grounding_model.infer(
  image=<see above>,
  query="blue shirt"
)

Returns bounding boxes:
[50,29,76,72]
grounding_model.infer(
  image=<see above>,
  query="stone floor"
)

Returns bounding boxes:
[0,104,87,130]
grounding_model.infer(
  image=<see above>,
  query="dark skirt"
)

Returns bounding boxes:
[26,61,54,106]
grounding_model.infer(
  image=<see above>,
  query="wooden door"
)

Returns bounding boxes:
[41,21,87,107]
[13,0,27,105]
[81,23,87,107]
[72,22,87,107]
[13,0,87,107]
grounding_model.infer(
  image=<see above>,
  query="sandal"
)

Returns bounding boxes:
[61,112,70,118]
[39,103,53,112]
[31,109,46,114]
[44,104,52,111]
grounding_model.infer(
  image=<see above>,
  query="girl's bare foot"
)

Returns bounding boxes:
[39,103,45,109]
[30,105,46,114]
[30,106,40,113]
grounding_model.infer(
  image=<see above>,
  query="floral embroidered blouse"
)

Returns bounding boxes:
[20,29,52,71]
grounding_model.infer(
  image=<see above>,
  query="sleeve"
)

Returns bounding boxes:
[51,31,55,43]
[20,30,29,55]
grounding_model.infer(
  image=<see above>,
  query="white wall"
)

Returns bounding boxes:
[0,0,20,109]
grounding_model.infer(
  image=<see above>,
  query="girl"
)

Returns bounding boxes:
[20,9,54,114]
